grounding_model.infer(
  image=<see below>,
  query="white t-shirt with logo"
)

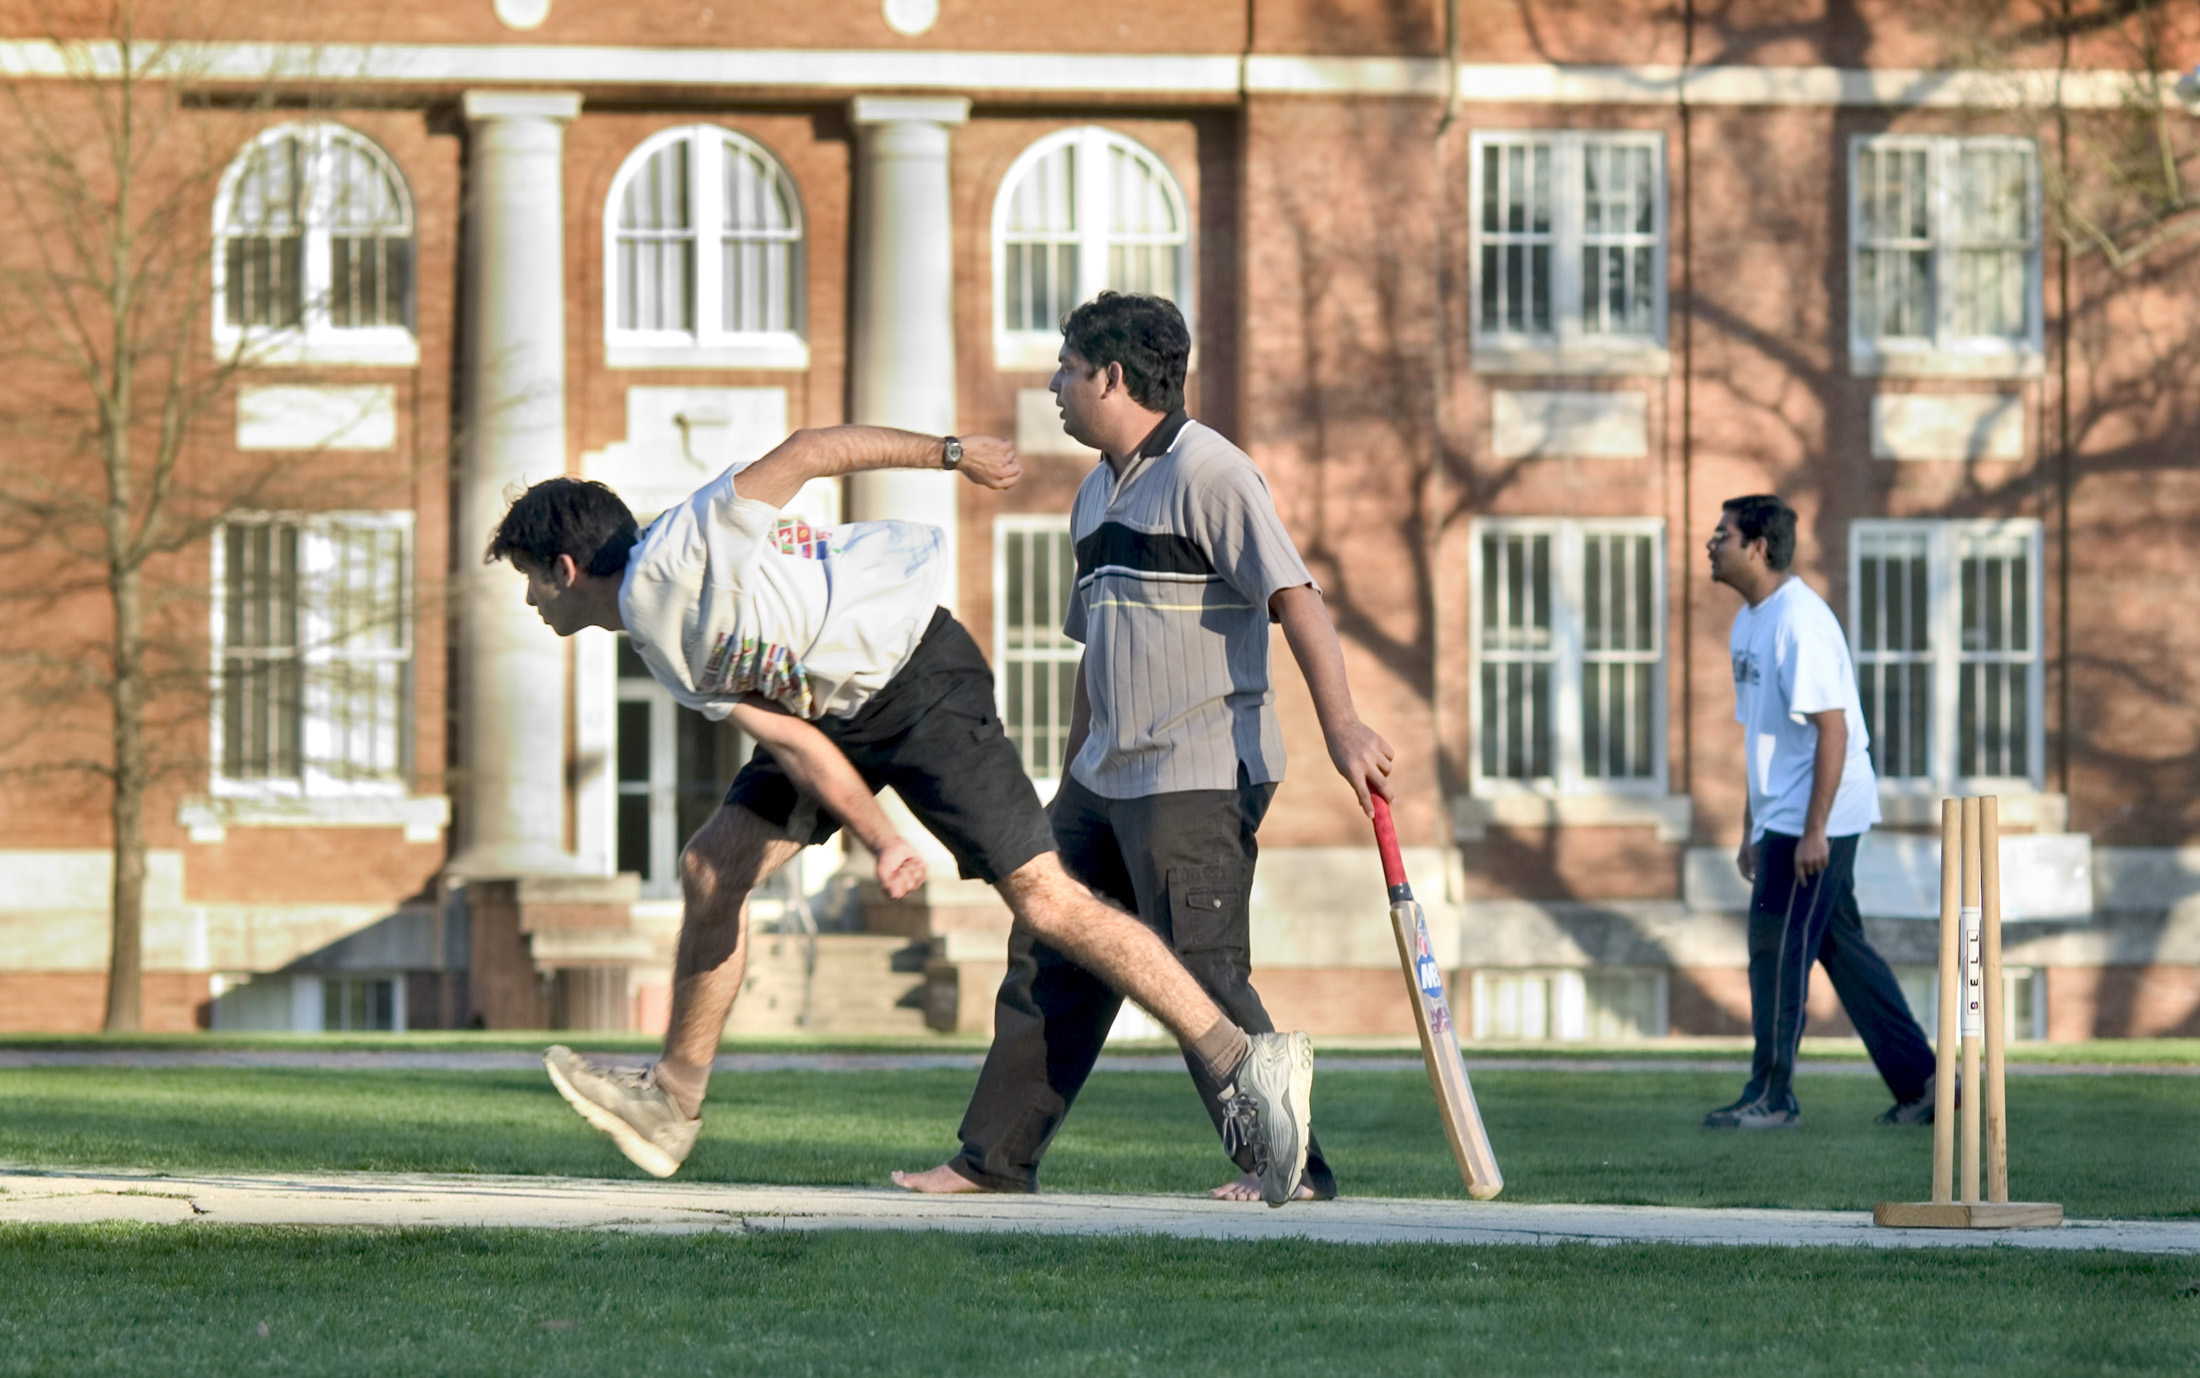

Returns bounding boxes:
[617,465,946,722]
[1729,577,1880,843]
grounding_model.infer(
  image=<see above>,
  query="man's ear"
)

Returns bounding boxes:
[551,552,582,589]
[1101,360,1125,398]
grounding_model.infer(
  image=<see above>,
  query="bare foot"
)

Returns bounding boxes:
[1209,1172,1319,1203]
[891,1163,990,1194]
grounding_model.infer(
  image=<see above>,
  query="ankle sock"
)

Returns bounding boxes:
[1189,1017,1251,1085]
[651,1055,709,1120]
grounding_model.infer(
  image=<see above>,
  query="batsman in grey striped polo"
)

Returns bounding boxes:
[1063,408,1318,798]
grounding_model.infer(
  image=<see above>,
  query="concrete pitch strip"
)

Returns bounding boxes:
[4,1169,2197,1254]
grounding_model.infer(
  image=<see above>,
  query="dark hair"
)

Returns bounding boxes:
[1721,494,1797,572]
[1061,291,1190,413]
[485,477,638,577]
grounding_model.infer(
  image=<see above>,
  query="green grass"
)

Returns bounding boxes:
[4,1065,2195,1217]
[5,1030,2197,1062]
[1,1226,2195,1377]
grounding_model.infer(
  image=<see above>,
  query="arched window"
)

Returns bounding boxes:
[605,125,807,369]
[214,124,416,365]
[993,127,1191,370]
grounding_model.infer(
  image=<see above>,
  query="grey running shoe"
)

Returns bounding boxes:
[1734,1099,1801,1131]
[542,1045,700,1179]
[1216,1031,1313,1208]
[1877,1074,1937,1126]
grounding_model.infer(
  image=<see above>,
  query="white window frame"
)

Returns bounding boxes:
[992,514,1081,787]
[1468,131,1669,377]
[603,124,809,371]
[209,510,414,800]
[1468,968,1670,1043]
[1469,517,1667,797]
[991,126,1195,372]
[615,669,686,899]
[1849,518,2046,799]
[211,123,419,368]
[1849,135,2043,379]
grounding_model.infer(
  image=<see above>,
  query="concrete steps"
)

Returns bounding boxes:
[724,932,932,1036]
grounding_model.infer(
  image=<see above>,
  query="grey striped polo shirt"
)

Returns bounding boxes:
[1063,411,1316,798]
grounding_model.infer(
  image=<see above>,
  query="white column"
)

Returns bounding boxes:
[848,95,969,611]
[450,91,583,877]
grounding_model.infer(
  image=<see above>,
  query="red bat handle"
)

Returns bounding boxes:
[1371,794,1409,894]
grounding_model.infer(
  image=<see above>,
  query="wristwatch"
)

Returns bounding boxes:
[941,436,964,471]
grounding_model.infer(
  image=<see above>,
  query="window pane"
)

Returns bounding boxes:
[323,134,412,331]
[1103,142,1186,304]
[616,794,651,879]
[616,140,694,333]
[1956,533,2035,780]
[1855,145,1933,344]
[221,523,302,782]
[1479,138,1560,339]
[1583,536,1604,653]
[1853,531,1932,780]
[1580,140,1658,338]
[1582,661,1604,774]
[1579,530,1659,781]
[1479,528,1571,782]
[224,236,303,329]
[722,139,802,336]
[996,522,1079,779]
[314,522,409,786]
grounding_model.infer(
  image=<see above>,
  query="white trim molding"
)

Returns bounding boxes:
[178,793,450,844]
[0,42,2179,110]
[1243,55,1449,97]
[1454,793,1693,842]
[1876,789,2066,833]
[1449,63,2180,110]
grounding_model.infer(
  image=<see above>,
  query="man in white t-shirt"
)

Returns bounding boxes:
[482,424,1316,1206]
[1705,494,1937,1130]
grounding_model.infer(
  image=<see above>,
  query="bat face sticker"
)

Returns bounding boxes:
[1412,920,1452,1036]
[1413,922,1446,1002]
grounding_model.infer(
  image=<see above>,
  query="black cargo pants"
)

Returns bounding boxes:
[948,766,1334,1194]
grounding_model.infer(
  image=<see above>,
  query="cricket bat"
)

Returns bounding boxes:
[1371,794,1503,1200]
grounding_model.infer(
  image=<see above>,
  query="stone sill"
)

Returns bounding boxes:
[1877,789,2067,833]
[179,794,449,844]
[1852,347,2044,381]
[606,337,810,370]
[996,334,1202,375]
[216,328,420,368]
[1470,343,1672,377]
[1455,792,1692,842]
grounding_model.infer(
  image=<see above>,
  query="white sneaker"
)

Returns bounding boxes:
[1216,1031,1313,1207]
[542,1045,700,1178]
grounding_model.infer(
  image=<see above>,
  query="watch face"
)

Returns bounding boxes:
[943,438,963,468]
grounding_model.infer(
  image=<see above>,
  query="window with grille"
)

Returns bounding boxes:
[1850,520,2042,790]
[1850,137,2040,374]
[994,517,1081,780]
[993,127,1192,370]
[614,638,750,898]
[605,126,806,367]
[1473,519,1665,793]
[213,513,412,795]
[214,124,415,363]
[1470,132,1666,368]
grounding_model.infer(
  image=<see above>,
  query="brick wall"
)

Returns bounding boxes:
[0,973,214,1034]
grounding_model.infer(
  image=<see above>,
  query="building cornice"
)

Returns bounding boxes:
[0,42,2180,110]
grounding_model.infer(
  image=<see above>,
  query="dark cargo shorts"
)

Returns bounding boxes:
[725,608,1057,885]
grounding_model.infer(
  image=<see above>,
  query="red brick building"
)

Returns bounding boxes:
[2,0,2196,1041]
